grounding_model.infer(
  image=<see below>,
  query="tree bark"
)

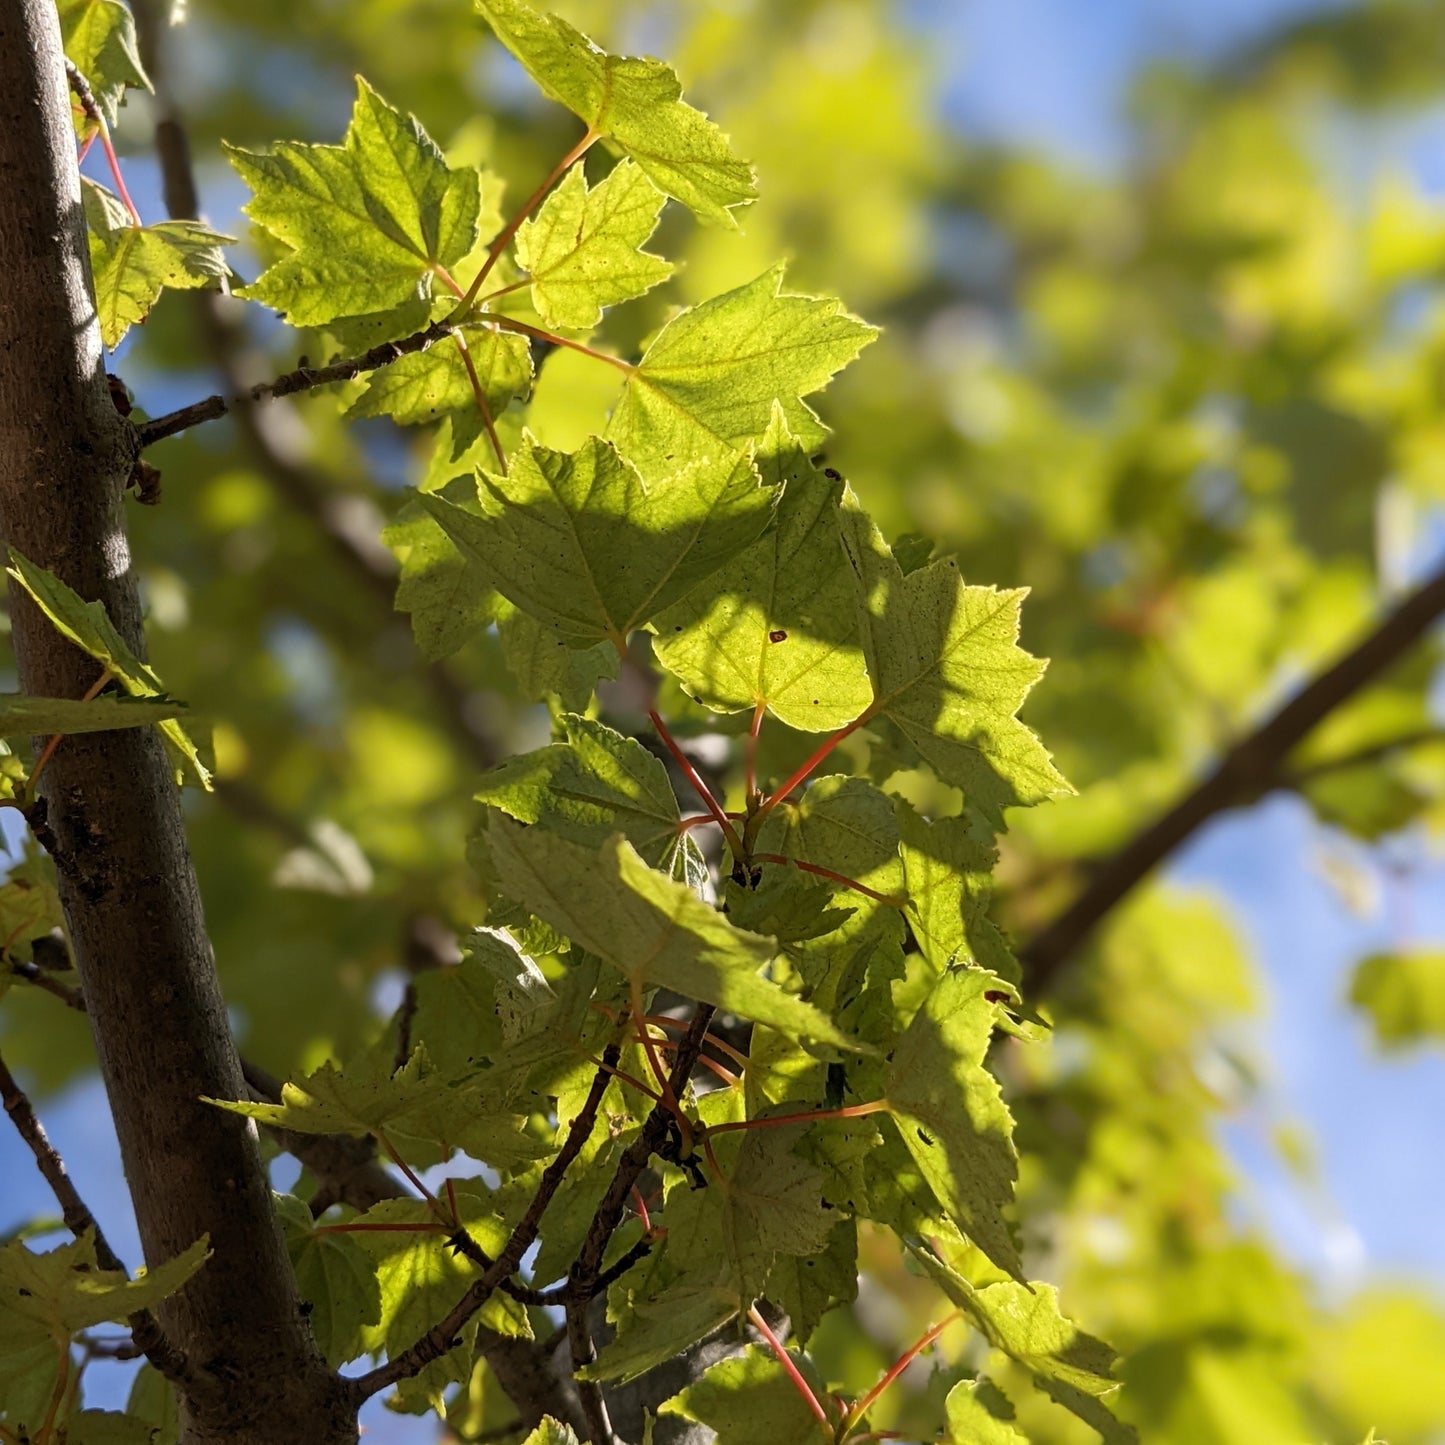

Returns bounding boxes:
[0,5,353,1441]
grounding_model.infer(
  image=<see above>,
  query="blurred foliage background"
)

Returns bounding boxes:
[11,0,1445,1439]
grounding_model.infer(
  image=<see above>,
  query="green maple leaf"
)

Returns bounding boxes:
[207,1043,548,1171]
[125,1366,179,1445]
[945,1380,1029,1444]
[659,1345,837,1444]
[516,159,674,330]
[57,0,149,130]
[477,714,682,867]
[898,804,1021,986]
[884,967,1021,1279]
[1351,949,1445,1047]
[273,1193,380,1367]
[766,1218,858,1347]
[654,409,873,731]
[418,435,776,645]
[228,78,483,326]
[0,839,65,975]
[582,1279,739,1384]
[839,501,1068,828]
[475,0,755,226]
[487,815,864,1055]
[496,600,620,708]
[665,1118,837,1305]
[520,1423,581,1445]
[0,1232,209,1349]
[381,480,500,662]
[0,693,191,738]
[607,264,877,476]
[6,550,211,790]
[915,1249,1135,1444]
[349,326,532,445]
[758,776,904,905]
[82,180,232,349]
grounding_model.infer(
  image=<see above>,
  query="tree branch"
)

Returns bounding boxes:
[1021,558,1445,992]
[346,1041,624,1404]
[0,8,353,1439]
[1277,726,1445,790]
[134,324,456,449]
[0,1049,191,1386]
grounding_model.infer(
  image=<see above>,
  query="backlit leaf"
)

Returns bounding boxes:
[6,550,211,790]
[608,265,877,475]
[419,435,776,644]
[516,160,674,330]
[659,1345,836,1444]
[477,714,682,866]
[654,409,872,730]
[83,179,232,349]
[57,0,149,129]
[916,1249,1135,1444]
[487,816,864,1055]
[885,967,1021,1278]
[839,501,1067,827]
[228,78,484,326]
[475,0,756,225]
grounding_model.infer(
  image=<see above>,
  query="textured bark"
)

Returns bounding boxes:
[0,5,353,1441]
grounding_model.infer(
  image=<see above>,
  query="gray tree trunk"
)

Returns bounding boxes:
[0,4,353,1440]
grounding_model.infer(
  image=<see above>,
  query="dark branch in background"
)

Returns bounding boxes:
[1276,725,1445,789]
[0,1049,191,1384]
[1022,558,1445,992]
[129,0,496,773]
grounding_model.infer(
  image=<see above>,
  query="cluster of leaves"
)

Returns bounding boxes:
[13,0,1445,1441]
[0,1,1147,1442]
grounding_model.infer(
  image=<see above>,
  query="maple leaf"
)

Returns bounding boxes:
[348,326,532,440]
[418,435,776,645]
[475,0,756,226]
[477,714,683,867]
[83,179,231,349]
[840,499,1069,828]
[654,408,873,731]
[885,967,1021,1279]
[57,0,149,130]
[6,550,211,790]
[608,264,877,476]
[487,816,865,1055]
[227,78,485,327]
[516,159,674,330]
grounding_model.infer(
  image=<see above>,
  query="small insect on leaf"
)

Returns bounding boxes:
[769,629,788,643]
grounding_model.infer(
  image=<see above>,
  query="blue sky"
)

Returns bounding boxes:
[6,0,1445,1435]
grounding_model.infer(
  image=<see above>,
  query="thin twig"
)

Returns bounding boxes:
[7,960,85,1011]
[347,1041,624,1403]
[136,322,456,448]
[567,1008,715,1296]
[0,1049,191,1386]
[566,1293,616,1445]
[451,328,508,473]
[455,126,600,315]
[1022,557,1445,990]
